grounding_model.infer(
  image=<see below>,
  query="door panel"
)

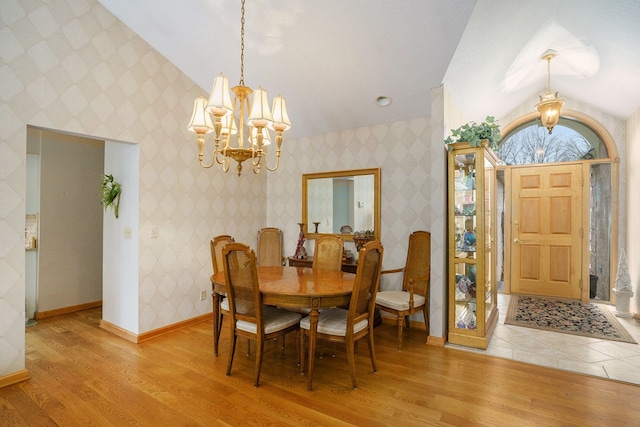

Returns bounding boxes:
[511,164,583,299]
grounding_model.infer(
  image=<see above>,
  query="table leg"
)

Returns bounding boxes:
[307,308,319,391]
[212,291,220,357]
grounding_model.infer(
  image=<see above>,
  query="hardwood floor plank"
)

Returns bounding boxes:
[3,308,640,426]
[0,384,57,426]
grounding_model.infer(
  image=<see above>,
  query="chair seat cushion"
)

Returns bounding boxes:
[300,308,368,336]
[376,291,425,311]
[236,306,302,334]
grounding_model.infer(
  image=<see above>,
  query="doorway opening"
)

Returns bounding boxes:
[26,127,105,321]
[495,112,618,302]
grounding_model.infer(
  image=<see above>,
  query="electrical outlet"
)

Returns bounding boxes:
[150,227,158,238]
[200,290,207,301]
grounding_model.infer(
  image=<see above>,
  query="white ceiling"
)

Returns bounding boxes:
[97,0,640,139]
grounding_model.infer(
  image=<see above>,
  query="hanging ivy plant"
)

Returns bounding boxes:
[444,116,502,151]
[101,174,122,218]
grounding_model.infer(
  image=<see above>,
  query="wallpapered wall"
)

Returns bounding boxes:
[0,0,265,377]
[264,96,449,340]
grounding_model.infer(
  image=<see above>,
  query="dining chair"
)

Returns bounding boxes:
[300,240,384,390]
[310,234,345,354]
[223,242,302,387]
[291,235,345,319]
[257,227,284,266]
[375,230,430,350]
[312,234,344,271]
[210,234,235,356]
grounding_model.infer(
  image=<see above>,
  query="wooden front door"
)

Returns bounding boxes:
[510,163,583,299]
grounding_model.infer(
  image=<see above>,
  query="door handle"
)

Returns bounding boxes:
[513,238,519,243]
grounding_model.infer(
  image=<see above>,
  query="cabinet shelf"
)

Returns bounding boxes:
[447,141,499,350]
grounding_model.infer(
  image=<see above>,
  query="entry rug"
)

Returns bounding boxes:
[505,295,637,344]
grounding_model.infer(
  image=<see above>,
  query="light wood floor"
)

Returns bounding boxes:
[2,308,640,426]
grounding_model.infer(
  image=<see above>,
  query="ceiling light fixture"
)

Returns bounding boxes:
[187,0,291,175]
[376,96,392,107]
[535,49,564,134]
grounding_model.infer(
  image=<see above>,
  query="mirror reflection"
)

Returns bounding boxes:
[302,168,380,241]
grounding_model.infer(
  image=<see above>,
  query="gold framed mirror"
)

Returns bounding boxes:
[302,168,380,241]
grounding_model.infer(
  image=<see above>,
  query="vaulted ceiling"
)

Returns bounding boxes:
[97,0,640,139]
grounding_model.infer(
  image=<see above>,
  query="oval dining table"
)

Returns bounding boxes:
[211,265,356,390]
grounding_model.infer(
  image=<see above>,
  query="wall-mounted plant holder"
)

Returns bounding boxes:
[101,174,122,218]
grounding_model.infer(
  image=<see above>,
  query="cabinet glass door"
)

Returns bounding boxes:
[453,152,478,331]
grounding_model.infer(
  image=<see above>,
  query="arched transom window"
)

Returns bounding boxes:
[497,117,609,165]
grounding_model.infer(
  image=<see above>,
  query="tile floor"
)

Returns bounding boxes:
[446,294,640,386]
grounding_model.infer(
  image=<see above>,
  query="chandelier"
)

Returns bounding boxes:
[187,0,291,176]
[535,49,564,134]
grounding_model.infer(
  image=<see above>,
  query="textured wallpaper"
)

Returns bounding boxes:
[0,0,265,376]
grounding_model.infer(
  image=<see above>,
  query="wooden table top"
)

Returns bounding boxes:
[210,266,356,298]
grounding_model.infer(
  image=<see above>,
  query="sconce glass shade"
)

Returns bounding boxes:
[536,92,564,134]
[187,97,214,134]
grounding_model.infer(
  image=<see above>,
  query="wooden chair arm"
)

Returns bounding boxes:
[404,276,429,308]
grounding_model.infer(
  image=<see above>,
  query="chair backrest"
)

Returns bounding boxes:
[222,242,261,326]
[402,231,431,295]
[348,240,384,326]
[257,227,283,266]
[210,234,235,274]
[312,235,344,271]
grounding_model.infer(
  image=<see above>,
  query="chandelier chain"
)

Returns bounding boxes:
[546,56,551,93]
[239,0,245,86]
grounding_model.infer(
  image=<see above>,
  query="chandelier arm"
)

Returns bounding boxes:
[252,158,262,174]
[196,134,217,169]
[199,154,216,169]
[264,131,283,171]
[221,151,231,173]
[264,152,281,172]
[213,147,226,165]
[250,144,263,174]
[213,131,232,165]
[250,129,263,168]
